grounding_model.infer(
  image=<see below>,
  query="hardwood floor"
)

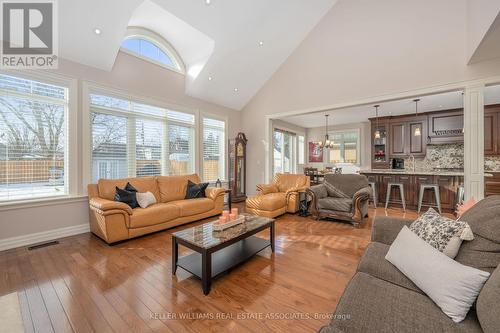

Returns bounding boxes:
[0,205,424,333]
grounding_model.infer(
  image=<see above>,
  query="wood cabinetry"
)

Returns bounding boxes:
[485,172,500,196]
[361,172,462,213]
[388,117,427,157]
[484,105,500,156]
[427,110,464,144]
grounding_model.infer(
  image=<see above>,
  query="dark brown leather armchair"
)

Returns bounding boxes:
[307,174,371,227]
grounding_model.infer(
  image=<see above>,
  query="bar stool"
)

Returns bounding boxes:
[368,182,378,207]
[418,184,441,214]
[385,183,406,211]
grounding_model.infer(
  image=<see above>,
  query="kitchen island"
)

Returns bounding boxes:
[360,169,464,213]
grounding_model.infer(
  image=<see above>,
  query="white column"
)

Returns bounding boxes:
[463,84,485,200]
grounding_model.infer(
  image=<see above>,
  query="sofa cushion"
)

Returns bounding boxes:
[98,177,159,202]
[357,242,422,294]
[318,197,352,212]
[246,193,286,212]
[129,203,180,228]
[455,195,500,273]
[477,267,500,333]
[157,174,201,203]
[329,272,482,333]
[169,198,214,217]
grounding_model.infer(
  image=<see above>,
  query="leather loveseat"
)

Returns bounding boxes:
[88,174,225,244]
[245,173,310,218]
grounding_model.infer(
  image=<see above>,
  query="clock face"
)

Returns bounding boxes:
[237,142,244,157]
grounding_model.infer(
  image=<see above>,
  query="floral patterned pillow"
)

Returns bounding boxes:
[409,208,474,258]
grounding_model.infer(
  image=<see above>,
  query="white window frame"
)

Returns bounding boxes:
[200,112,228,183]
[82,82,198,189]
[327,128,361,166]
[0,70,79,206]
[121,27,185,74]
[272,128,297,175]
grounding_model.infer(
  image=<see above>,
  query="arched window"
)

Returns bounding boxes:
[121,28,184,73]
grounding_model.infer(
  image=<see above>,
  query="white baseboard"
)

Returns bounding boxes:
[0,223,90,252]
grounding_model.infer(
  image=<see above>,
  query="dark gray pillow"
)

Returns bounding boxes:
[114,185,139,208]
[185,180,208,199]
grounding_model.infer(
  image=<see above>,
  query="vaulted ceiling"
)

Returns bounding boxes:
[59,0,337,110]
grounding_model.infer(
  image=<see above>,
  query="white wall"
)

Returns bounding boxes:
[305,122,371,170]
[467,0,500,62]
[242,0,500,194]
[0,52,240,248]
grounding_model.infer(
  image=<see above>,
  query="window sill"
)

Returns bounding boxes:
[0,195,88,212]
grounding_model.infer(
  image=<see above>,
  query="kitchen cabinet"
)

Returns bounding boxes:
[485,172,500,196]
[389,117,427,157]
[485,105,500,156]
[427,110,464,144]
[371,121,390,169]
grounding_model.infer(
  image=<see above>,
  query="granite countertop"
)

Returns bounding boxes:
[359,169,465,176]
[360,169,494,177]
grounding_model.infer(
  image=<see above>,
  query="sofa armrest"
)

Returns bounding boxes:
[89,197,133,215]
[352,186,371,201]
[371,216,413,245]
[205,187,226,201]
[285,186,308,195]
[256,183,279,195]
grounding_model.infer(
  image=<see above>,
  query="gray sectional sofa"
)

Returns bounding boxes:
[319,195,500,333]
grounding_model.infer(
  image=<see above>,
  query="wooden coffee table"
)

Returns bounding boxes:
[171,214,275,295]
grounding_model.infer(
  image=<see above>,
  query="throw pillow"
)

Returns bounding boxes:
[185,180,209,199]
[456,197,477,218]
[323,181,350,198]
[136,191,156,209]
[409,208,474,258]
[114,186,139,208]
[124,182,138,192]
[385,226,490,323]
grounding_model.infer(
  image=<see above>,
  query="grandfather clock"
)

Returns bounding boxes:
[228,132,247,202]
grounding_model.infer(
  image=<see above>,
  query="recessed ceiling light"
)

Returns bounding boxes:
[258,41,264,46]
[208,76,213,81]
[234,88,239,92]
[439,105,443,108]
[205,0,211,5]
[94,28,101,35]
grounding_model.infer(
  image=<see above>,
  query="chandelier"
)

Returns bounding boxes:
[317,114,334,148]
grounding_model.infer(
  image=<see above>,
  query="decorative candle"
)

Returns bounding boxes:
[231,208,239,216]
[229,213,237,220]
[219,216,227,223]
[222,210,230,217]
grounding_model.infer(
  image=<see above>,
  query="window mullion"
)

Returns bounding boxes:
[163,120,169,176]
[128,117,137,177]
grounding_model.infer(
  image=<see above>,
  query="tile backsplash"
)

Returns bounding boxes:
[403,144,500,172]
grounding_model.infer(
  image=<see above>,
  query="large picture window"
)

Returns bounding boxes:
[0,74,68,202]
[90,93,195,181]
[328,130,359,164]
[273,129,296,175]
[202,117,225,182]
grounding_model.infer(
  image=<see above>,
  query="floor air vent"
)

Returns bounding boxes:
[28,240,59,251]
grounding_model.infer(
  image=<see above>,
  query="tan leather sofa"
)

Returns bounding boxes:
[245,173,310,218]
[88,174,225,244]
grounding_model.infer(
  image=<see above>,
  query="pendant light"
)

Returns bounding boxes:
[374,105,381,139]
[413,99,421,136]
[318,114,334,149]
